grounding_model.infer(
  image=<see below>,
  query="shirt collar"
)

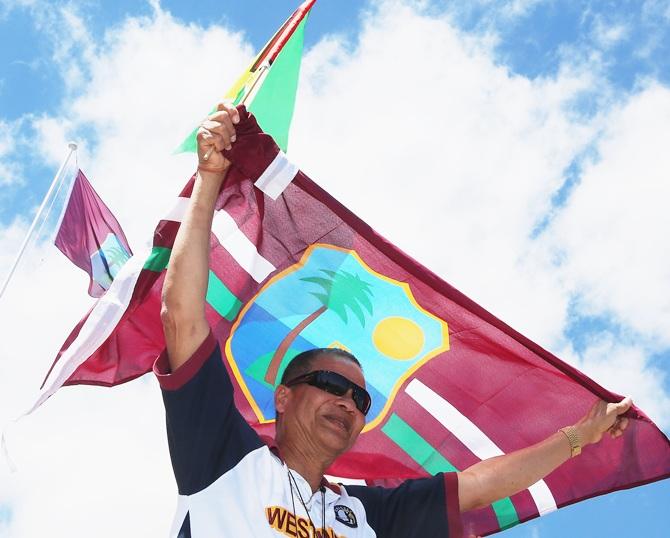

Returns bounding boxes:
[261,435,342,497]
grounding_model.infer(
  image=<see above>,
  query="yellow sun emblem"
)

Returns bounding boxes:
[372,316,425,360]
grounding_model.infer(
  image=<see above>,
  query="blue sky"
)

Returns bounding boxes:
[1,0,669,536]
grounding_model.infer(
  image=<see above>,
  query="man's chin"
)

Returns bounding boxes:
[316,424,353,455]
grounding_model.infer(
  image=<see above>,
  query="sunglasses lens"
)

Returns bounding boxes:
[320,372,371,415]
[316,372,349,397]
[352,390,371,415]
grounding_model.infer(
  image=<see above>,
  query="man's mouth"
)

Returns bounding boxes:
[323,414,351,433]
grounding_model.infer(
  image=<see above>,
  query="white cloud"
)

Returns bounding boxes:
[445,0,547,27]
[0,0,34,19]
[642,0,670,21]
[26,2,254,247]
[498,0,545,19]
[1,0,669,536]
[0,4,255,537]
[0,216,28,272]
[292,2,595,347]
[0,235,175,537]
[547,83,670,347]
[0,119,23,186]
[567,336,670,426]
[592,18,628,49]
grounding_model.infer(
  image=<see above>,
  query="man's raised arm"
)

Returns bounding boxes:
[457,396,632,513]
[160,102,240,371]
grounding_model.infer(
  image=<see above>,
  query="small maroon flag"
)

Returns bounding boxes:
[38,109,669,536]
[54,169,132,298]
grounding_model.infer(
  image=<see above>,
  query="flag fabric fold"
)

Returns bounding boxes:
[39,107,670,536]
[54,169,132,298]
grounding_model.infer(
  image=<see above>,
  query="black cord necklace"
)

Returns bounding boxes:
[287,468,326,537]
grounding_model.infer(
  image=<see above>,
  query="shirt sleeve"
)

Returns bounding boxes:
[347,472,463,538]
[153,330,263,495]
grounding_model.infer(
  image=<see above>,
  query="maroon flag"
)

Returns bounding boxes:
[39,108,670,536]
[54,169,132,298]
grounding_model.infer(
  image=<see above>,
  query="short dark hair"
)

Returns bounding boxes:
[280,348,363,385]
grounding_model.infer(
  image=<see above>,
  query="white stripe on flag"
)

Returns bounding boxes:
[255,150,299,200]
[405,378,558,516]
[165,197,275,284]
[211,210,275,283]
[164,196,190,222]
[28,247,148,414]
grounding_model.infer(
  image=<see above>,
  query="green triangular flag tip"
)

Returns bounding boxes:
[173,15,308,155]
[247,17,307,152]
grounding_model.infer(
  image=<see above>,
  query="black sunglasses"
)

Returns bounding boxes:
[285,370,372,416]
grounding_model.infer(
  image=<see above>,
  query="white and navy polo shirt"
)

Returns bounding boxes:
[154,331,463,537]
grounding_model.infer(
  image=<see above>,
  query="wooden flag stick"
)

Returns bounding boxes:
[202,63,270,162]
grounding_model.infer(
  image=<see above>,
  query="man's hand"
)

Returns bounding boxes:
[458,396,633,513]
[197,101,240,172]
[575,397,632,447]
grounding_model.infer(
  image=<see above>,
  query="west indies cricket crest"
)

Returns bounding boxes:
[225,244,449,431]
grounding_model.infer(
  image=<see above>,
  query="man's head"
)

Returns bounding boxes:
[279,348,363,386]
[274,349,368,459]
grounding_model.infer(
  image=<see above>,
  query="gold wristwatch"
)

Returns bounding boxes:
[559,426,582,457]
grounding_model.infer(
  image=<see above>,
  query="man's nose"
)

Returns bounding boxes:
[336,389,356,412]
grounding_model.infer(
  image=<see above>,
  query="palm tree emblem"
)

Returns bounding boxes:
[264,269,374,385]
[107,244,130,266]
[100,244,131,279]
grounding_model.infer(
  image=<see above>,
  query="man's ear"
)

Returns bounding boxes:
[275,384,290,414]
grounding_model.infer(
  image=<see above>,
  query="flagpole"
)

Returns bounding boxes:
[241,63,270,106]
[0,142,78,301]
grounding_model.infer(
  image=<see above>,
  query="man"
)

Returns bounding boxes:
[155,102,632,537]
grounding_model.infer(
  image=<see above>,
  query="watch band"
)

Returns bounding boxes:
[559,426,582,457]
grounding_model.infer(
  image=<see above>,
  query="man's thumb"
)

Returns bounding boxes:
[614,396,633,415]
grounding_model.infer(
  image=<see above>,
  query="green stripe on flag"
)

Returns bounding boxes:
[382,413,458,474]
[142,248,242,322]
[144,246,171,272]
[206,270,242,321]
[247,16,307,152]
[382,414,519,530]
[490,495,519,529]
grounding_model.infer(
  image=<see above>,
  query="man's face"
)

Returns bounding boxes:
[277,354,367,458]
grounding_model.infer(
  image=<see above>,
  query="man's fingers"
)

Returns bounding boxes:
[197,128,225,153]
[204,102,240,150]
[212,102,240,129]
[215,101,239,118]
[201,119,233,150]
[613,396,633,416]
[196,129,215,154]
[207,112,236,144]
[207,110,237,136]
[215,101,240,124]
[220,114,237,145]
[608,416,630,438]
[615,417,629,435]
